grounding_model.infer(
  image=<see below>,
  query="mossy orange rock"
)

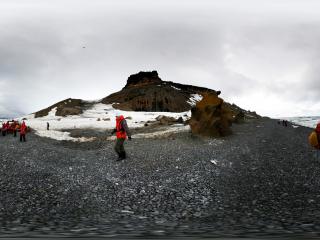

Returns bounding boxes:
[189,93,233,137]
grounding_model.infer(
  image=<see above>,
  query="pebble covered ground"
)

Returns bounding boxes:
[0,119,320,238]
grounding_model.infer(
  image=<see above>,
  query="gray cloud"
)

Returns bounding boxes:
[1,0,320,117]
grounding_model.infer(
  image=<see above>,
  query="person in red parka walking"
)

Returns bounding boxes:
[5,121,10,134]
[1,122,6,136]
[20,121,27,142]
[111,112,132,161]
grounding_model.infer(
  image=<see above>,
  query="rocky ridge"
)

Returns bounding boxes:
[101,71,220,112]
[34,71,260,123]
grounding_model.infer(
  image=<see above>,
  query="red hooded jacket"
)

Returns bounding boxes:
[316,123,320,134]
[20,122,27,135]
[116,115,127,139]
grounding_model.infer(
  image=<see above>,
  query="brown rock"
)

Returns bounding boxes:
[189,93,233,137]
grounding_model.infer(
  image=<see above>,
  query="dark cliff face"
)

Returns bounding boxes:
[124,71,162,89]
[102,71,219,112]
[34,71,258,119]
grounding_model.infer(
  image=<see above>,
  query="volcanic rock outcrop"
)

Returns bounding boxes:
[102,71,220,112]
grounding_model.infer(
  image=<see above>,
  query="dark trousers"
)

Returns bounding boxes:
[20,134,26,142]
[2,131,6,136]
[114,138,126,158]
[13,130,17,137]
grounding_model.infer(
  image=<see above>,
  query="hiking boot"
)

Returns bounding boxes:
[116,153,124,161]
[116,152,126,161]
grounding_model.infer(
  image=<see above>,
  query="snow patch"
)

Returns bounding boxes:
[36,130,96,142]
[188,94,203,106]
[171,85,181,91]
[48,107,57,118]
[210,159,218,165]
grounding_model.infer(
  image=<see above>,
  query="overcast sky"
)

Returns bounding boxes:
[1,0,320,118]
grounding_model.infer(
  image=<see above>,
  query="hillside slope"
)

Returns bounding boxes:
[34,71,259,120]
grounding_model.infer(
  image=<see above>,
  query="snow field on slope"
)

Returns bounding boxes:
[20,104,191,141]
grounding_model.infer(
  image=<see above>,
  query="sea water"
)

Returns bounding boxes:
[285,116,320,129]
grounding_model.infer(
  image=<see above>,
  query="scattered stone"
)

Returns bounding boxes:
[210,159,218,165]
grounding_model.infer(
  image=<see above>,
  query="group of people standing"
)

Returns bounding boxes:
[1,113,131,160]
[1,120,28,142]
[278,119,289,127]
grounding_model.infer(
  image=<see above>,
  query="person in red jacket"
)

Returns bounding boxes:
[13,121,18,137]
[2,122,7,136]
[5,121,10,134]
[315,122,320,143]
[20,121,27,142]
[316,123,320,133]
[111,113,132,161]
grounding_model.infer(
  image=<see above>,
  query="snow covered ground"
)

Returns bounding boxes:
[106,124,190,140]
[284,116,320,129]
[17,103,192,141]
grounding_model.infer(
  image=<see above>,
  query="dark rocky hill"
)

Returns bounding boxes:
[34,98,89,118]
[33,71,260,120]
[101,71,221,112]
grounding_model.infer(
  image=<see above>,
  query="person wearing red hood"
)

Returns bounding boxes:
[112,113,132,161]
[5,121,10,134]
[315,122,320,143]
[20,121,27,142]
[1,122,6,136]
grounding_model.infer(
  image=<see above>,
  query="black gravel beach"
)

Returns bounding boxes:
[0,118,320,238]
